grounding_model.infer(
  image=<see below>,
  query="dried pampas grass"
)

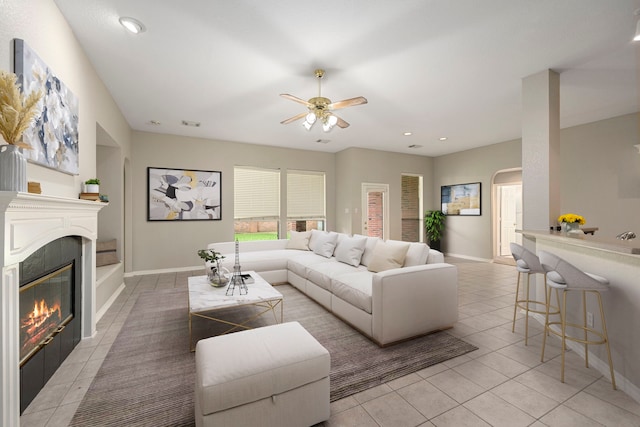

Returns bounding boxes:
[0,70,42,149]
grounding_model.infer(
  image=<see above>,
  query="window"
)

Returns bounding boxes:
[286,170,326,234]
[234,166,280,241]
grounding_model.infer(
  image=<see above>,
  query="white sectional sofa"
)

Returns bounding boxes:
[209,230,458,346]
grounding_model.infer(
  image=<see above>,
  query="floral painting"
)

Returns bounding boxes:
[14,39,79,175]
[148,167,221,221]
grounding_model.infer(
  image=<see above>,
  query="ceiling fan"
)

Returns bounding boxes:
[280,69,368,132]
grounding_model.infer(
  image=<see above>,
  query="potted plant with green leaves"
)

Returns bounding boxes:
[424,210,446,251]
[198,248,228,287]
[84,178,100,193]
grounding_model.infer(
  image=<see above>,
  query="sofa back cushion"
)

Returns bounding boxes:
[367,240,411,272]
[354,235,380,267]
[286,230,311,250]
[404,242,430,266]
[333,235,367,267]
[309,231,339,258]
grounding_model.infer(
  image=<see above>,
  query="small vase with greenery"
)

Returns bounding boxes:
[198,248,227,287]
[424,210,446,251]
[84,178,100,193]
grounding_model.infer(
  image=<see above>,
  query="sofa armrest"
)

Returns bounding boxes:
[371,263,458,345]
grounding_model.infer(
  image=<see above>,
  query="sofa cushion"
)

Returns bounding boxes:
[287,230,311,250]
[331,271,374,313]
[287,252,331,278]
[333,235,367,267]
[355,235,380,267]
[306,259,360,291]
[310,231,338,258]
[367,240,411,273]
[219,249,293,272]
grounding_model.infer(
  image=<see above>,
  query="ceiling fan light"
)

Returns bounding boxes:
[302,120,313,131]
[327,114,338,126]
[305,112,317,124]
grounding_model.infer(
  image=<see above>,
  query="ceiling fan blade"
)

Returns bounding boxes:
[280,93,312,108]
[335,115,350,129]
[328,96,368,110]
[280,112,307,125]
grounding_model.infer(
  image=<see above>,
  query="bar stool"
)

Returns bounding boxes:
[510,242,557,345]
[538,250,616,389]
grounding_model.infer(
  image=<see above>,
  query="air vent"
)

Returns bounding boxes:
[408,144,423,149]
[315,139,330,144]
[181,120,201,127]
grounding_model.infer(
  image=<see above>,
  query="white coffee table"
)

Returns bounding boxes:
[188,271,283,351]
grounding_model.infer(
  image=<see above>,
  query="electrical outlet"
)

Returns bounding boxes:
[587,312,594,328]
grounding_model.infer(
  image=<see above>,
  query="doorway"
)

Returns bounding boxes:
[362,183,389,239]
[492,169,522,264]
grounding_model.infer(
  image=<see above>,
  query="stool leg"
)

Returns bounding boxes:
[541,284,552,362]
[596,292,617,390]
[524,273,530,345]
[561,291,567,383]
[512,271,521,333]
[582,290,589,368]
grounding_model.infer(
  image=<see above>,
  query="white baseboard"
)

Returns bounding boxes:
[96,282,125,321]
[124,265,202,278]
[445,253,492,262]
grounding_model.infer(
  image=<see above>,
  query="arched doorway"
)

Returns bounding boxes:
[492,168,522,264]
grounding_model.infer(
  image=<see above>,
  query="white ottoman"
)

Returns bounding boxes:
[195,321,330,427]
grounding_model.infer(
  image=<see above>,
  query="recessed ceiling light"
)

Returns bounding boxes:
[403,132,412,136]
[181,120,201,127]
[119,17,146,34]
[439,137,448,141]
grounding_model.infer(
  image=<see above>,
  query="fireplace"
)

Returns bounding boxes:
[0,192,106,427]
[18,236,82,413]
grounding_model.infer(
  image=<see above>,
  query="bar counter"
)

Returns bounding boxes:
[519,229,640,402]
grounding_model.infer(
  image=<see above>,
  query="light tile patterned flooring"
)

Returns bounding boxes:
[20,259,640,426]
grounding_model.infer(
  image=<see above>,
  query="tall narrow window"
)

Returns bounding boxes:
[287,170,326,234]
[234,166,280,241]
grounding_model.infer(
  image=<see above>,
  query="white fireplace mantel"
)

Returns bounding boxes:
[0,192,106,426]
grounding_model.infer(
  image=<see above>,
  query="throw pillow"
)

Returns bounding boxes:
[334,235,367,267]
[355,234,380,267]
[311,231,339,258]
[403,242,430,266]
[286,230,311,250]
[308,229,325,253]
[367,240,411,272]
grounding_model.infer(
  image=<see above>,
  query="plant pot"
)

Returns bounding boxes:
[0,144,27,192]
[85,184,99,193]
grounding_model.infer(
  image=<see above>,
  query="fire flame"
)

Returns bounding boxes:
[21,299,61,336]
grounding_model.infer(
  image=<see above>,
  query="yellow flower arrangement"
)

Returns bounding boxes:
[0,70,42,149]
[557,213,586,225]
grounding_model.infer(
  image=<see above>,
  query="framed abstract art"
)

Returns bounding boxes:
[14,39,79,175]
[441,182,481,216]
[147,167,221,221]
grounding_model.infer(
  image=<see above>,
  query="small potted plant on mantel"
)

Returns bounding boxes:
[84,178,100,194]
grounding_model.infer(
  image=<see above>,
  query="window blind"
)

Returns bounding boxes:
[234,166,280,220]
[287,170,325,220]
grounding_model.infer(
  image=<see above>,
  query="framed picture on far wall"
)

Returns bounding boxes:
[441,182,481,216]
[147,167,221,221]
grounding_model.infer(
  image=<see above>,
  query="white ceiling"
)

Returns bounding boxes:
[54,0,640,157]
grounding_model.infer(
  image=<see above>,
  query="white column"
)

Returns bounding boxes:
[1,264,20,427]
[522,69,560,232]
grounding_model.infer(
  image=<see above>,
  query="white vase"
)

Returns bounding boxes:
[0,144,27,192]
[85,184,99,193]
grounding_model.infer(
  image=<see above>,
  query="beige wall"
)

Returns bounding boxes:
[335,148,434,239]
[1,0,132,198]
[433,112,640,260]
[434,139,522,260]
[130,131,336,271]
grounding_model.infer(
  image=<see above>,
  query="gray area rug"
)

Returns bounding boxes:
[70,284,477,427]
